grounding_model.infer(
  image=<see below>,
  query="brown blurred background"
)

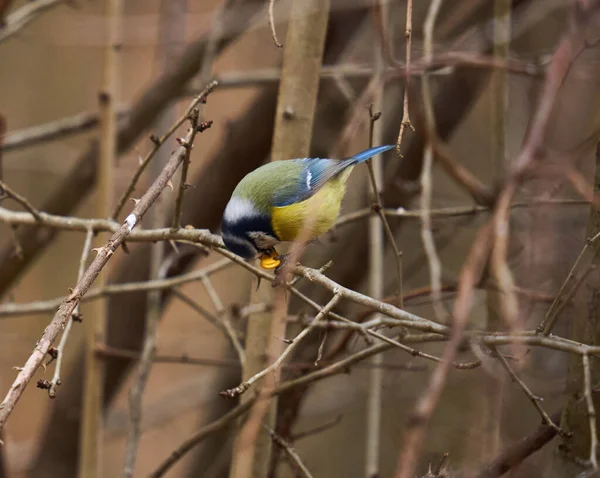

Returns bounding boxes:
[1,0,600,477]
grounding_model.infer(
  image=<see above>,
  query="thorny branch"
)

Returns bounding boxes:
[0,81,217,432]
[111,84,216,220]
[47,228,94,399]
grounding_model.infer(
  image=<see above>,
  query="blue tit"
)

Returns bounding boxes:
[221,144,395,269]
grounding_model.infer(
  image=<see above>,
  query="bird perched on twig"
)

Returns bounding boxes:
[220,144,395,270]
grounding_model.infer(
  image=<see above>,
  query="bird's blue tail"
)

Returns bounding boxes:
[346,144,396,166]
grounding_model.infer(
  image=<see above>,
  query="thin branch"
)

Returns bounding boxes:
[366,54,386,476]
[96,345,240,368]
[0,180,42,220]
[268,0,282,47]
[111,86,216,220]
[0,81,217,433]
[433,141,495,206]
[492,347,564,434]
[175,284,246,365]
[149,400,254,478]
[0,0,64,44]
[263,425,314,478]
[122,250,169,478]
[333,199,589,228]
[395,219,493,478]
[0,257,232,318]
[419,0,447,324]
[1,107,129,152]
[583,353,598,471]
[151,336,401,478]
[475,410,562,478]
[96,343,424,373]
[220,293,342,398]
[0,200,588,246]
[395,0,414,156]
[366,107,403,306]
[48,228,94,398]
[537,230,600,335]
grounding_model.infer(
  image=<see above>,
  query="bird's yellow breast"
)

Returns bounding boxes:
[271,176,347,242]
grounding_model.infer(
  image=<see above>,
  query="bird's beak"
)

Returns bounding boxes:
[259,249,281,270]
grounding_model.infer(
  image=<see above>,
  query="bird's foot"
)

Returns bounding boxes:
[272,253,294,287]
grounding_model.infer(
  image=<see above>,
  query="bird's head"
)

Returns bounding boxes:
[221,196,279,261]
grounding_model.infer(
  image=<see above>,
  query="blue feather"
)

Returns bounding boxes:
[347,144,395,163]
[271,145,395,207]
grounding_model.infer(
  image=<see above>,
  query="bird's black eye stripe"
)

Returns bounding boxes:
[222,215,278,243]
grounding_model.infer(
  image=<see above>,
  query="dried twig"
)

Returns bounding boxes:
[268,0,282,47]
[1,107,129,152]
[111,84,216,220]
[0,0,64,44]
[220,293,342,398]
[582,353,598,471]
[263,425,314,478]
[419,0,447,324]
[0,82,216,432]
[48,228,94,399]
[395,0,414,156]
[492,347,564,434]
[475,410,561,478]
[0,179,42,220]
[395,220,493,478]
[200,274,246,364]
[366,107,403,306]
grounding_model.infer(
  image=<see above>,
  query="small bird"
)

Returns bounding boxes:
[221,144,395,269]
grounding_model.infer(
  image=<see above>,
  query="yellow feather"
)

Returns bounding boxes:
[271,169,351,242]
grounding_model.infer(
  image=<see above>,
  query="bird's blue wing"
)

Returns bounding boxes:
[271,146,395,207]
[271,158,342,207]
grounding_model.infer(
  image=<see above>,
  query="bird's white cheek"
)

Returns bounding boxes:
[223,197,260,223]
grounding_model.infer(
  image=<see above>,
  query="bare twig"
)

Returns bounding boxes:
[150,400,254,478]
[221,293,342,398]
[0,82,216,433]
[200,275,246,364]
[80,2,122,473]
[0,0,64,44]
[111,84,216,220]
[476,410,562,478]
[365,26,387,475]
[366,107,403,306]
[123,18,196,468]
[395,220,493,478]
[395,0,414,156]
[268,0,282,47]
[170,112,196,231]
[492,347,564,434]
[333,199,588,228]
[419,0,447,324]
[263,425,314,478]
[48,228,94,399]
[0,180,41,220]
[1,107,129,152]
[0,200,587,246]
[582,353,598,471]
